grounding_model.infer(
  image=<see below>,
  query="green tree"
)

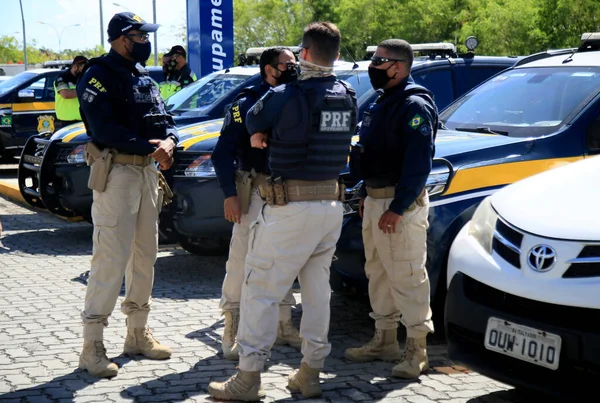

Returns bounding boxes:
[537,0,600,49]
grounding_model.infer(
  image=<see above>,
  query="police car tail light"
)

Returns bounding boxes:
[184,154,216,178]
[468,196,498,254]
[66,145,86,164]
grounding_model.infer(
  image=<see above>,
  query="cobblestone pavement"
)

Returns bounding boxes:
[0,195,551,403]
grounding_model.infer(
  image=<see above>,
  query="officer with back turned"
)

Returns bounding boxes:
[75,11,178,378]
[208,21,357,401]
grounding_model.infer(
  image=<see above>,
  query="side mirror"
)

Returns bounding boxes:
[17,89,35,100]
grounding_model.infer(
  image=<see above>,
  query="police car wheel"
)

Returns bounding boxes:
[178,236,228,256]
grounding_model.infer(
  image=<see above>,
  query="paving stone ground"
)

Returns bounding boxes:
[0,195,563,402]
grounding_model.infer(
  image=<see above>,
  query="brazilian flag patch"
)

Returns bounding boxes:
[409,114,423,130]
[0,115,12,127]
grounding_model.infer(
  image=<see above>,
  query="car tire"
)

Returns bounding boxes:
[178,236,229,256]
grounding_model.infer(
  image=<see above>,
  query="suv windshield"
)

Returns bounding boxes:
[0,72,38,96]
[441,66,600,138]
[337,69,375,106]
[165,72,253,113]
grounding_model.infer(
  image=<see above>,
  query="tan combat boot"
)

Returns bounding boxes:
[344,328,403,362]
[275,319,303,349]
[392,337,429,379]
[287,362,322,398]
[208,370,266,401]
[123,316,172,359]
[222,310,240,360]
[79,323,118,378]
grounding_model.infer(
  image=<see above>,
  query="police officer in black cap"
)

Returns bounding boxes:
[159,45,197,99]
[345,38,437,381]
[76,11,177,378]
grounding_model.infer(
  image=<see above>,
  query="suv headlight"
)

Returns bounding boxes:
[66,144,86,164]
[184,154,216,178]
[468,196,498,254]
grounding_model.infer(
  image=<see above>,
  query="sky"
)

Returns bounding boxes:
[2,0,187,53]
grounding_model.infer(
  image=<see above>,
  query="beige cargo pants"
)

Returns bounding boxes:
[220,189,296,319]
[237,200,343,372]
[362,193,434,338]
[81,163,161,338]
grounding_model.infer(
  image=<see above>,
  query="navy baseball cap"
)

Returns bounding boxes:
[107,12,159,42]
[165,45,186,58]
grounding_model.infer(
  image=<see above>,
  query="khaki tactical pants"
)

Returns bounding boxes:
[238,200,343,371]
[81,163,161,334]
[362,194,434,338]
[220,189,296,319]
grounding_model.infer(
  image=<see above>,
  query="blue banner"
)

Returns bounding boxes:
[187,0,234,79]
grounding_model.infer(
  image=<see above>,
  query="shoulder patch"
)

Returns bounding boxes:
[252,99,263,115]
[409,114,423,130]
[231,102,243,123]
[419,124,432,136]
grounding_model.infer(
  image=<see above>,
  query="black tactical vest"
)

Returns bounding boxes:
[269,79,357,181]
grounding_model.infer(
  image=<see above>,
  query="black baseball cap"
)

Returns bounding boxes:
[165,45,186,58]
[72,55,88,65]
[107,12,159,42]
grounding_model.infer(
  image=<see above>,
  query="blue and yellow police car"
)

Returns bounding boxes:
[167,43,523,255]
[335,33,600,324]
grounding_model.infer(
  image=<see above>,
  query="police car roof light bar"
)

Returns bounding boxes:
[365,42,456,56]
[245,46,302,58]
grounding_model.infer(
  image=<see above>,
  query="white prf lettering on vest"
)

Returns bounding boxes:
[320,111,352,132]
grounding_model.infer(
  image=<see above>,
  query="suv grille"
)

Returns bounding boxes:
[563,245,600,278]
[492,219,523,269]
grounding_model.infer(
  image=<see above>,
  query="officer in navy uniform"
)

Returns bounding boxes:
[211,47,303,361]
[208,22,357,401]
[345,39,437,381]
[76,11,177,378]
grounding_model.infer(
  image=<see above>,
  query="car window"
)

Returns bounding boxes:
[0,72,38,96]
[413,69,454,110]
[45,75,57,101]
[17,77,47,101]
[441,67,600,138]
[165,73,253,113]
[454,65,511,98]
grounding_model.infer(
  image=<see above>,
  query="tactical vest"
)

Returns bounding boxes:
[78,56,173,142]
[269,79,357,181]
[356,84,438,183]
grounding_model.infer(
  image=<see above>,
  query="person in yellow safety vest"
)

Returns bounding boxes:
[54,55,88,127]
[159,45,197,100]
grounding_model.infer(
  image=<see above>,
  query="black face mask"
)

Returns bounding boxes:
[275,65,298,85]
[368,65,395,89]
[127,40,152,63]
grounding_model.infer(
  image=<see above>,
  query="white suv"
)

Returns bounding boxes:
[445,155,600,399]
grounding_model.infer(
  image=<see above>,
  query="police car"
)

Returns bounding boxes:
[17,61,260,222]
[445,155,600,400]
[334,33,600,326]
[0,68,67,162]
[167,42,523,255]
[16,47,290,230]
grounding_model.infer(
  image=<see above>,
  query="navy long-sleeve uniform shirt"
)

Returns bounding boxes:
[211,81,271,199]
[77,49,178,156]
[356,76,437,216]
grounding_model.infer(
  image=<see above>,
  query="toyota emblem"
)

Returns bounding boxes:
[527,245,557,272]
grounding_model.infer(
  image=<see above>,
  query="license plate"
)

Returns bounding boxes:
[484,317,562,370]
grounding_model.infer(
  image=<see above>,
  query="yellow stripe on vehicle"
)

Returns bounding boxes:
[181,132,220,150]
[445,156,583,196]
[0,103,11,109]
[62,128,87,142]
[12,102,55,112]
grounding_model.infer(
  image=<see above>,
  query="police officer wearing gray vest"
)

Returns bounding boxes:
[345,39,437,380]
[208,22,357,401]
[76,11,176,378]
